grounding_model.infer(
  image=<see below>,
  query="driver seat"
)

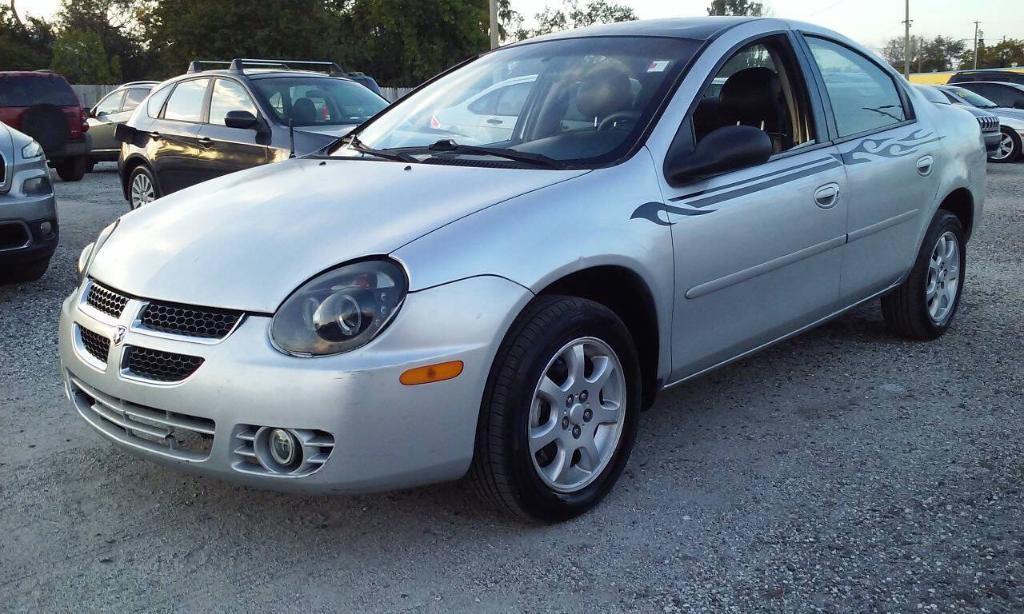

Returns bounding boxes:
[575,66,634,128]
[718,67,791,152]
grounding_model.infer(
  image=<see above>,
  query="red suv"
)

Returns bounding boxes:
[0,71,90,181]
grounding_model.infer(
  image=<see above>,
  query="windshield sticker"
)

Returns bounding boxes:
[647,60,671,73]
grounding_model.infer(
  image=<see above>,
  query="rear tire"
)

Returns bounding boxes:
[0,258,49,283]
[128,165,159,209]
[469,296,641,522]
[56,156,87,181]
[881,210,965,340]
[988,127,1021,163]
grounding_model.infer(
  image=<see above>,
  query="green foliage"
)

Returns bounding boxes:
[957,38,1024,70]
[706,0,764,17]
[531,0,637,38]
[0,6,54,69]
[51,27,118,82]
[882,34,1023,72]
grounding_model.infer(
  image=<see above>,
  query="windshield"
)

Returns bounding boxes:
[252,76,389,127]
[944,86,997,108]
[340,36,700,167]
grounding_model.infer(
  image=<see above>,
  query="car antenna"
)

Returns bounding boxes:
[288,119,296,158]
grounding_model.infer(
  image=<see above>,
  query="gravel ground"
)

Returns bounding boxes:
[1,162,1022,612]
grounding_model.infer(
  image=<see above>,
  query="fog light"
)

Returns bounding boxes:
[269,428,299,467]
[23,175,51,195]
[39,221,53,236]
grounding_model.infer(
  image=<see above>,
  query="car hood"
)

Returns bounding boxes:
[89,158,586,312]
[994,108,1024,124]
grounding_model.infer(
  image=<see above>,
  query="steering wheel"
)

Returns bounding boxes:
[598,110,641,131]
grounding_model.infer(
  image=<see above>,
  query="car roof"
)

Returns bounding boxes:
[959,81,1024,89]
[508,16,763,45]
[171,69,355,83]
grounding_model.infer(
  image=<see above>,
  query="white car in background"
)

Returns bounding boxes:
[431,75,537,143]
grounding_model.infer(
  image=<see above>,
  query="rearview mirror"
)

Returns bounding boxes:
[665,125,773,186]
[224,110,258,129]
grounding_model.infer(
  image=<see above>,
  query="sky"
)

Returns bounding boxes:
[18,0,1024,52]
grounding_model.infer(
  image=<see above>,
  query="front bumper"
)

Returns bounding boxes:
[0,160,58,264]
[58,275,532,493]
[983,131,1002,154]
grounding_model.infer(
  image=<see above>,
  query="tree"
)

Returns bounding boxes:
[958,37,1024,69]
[0,3,54,69]
[880,35,967,73]
[50,28,118,82]
[706,0,764,16]
[529,0,637,38]
[51,0,151,82]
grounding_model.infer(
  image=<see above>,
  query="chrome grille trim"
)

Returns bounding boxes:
[121,346,205,383]
[68,374,215,461]
[137,301,244,340]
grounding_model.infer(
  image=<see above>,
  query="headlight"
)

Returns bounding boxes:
[270,259,408,356]
[77,221,119,282]
[77,242,95,277]
[21,140,44,159]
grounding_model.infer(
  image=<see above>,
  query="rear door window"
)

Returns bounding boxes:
[163,78,210,122]
[805,37,908,138]
[147,84,172,118]
[122,88,149,112]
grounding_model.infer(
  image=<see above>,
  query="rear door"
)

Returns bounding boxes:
[195,78,270,182]
[150,78,210,194]
[801,35,938,301]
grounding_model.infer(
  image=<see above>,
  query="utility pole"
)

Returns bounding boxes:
[489,0,499,49]
[902,0,911,78]
[973,21,981,70]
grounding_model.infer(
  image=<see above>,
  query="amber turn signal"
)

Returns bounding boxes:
[399,361,464,385]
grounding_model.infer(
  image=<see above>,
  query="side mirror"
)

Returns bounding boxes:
[224,110,258,129]
[87,107,97,118]
[665,125,773,186]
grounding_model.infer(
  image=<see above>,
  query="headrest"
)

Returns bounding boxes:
[719,67,782,122]
[575,66,633,118]
[292,97,318,124]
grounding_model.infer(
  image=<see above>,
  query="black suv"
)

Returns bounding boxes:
[117,59,389,209]
[948,69,1024,87]
[950,81,1024,111]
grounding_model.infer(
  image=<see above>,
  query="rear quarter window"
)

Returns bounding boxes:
[147,84,173,118]
[0,75,79,107]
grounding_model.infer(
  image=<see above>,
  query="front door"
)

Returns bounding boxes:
[658,35,849,380]
[195,78,270,182]
[149,77,211,194]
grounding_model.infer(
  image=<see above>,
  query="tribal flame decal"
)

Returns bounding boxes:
[630,201,712,226]
[839,129,942,165]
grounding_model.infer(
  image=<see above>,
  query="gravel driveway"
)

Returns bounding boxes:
[1,162,1021,612]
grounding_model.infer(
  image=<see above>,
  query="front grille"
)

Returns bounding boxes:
[79,326,110,363]
[122,346,204,382]
[0,151,6,188]
[87,281,130,318]
[139,301,242,339]
[69,374,215,461]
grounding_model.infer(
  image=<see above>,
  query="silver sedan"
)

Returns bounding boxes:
[60,17,985,521]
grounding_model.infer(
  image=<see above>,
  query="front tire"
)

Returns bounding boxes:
[470,296,641,521]
[988,127,1021,163]
[55,156,87,181]
[881,210,965,340]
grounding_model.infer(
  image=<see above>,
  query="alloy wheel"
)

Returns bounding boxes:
[991,132,1015,161]
[528,336,626,493]
[130,172,156,209]
[926,231,961,325]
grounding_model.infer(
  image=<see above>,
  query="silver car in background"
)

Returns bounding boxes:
[0,121,58,282]
[60,17,985,521]
[86,81,158,169]
[937,84,1024,163]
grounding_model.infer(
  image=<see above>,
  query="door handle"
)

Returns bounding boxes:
[813,183,840,209]
[486,118,503,125]
[148,131,162,140]
[197,137,214,148]
[916,155,934,176]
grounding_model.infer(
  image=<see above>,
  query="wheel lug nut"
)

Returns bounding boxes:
[572,425,581,438]
[561,417,569,429]
[565,394,574,408]
[583,409,593,422]
[579,390,589,402]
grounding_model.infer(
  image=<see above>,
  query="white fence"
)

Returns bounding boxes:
[72,84,413,106]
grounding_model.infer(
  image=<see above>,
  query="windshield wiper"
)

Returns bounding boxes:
[343,134,416,163]
[393,139,567,169]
